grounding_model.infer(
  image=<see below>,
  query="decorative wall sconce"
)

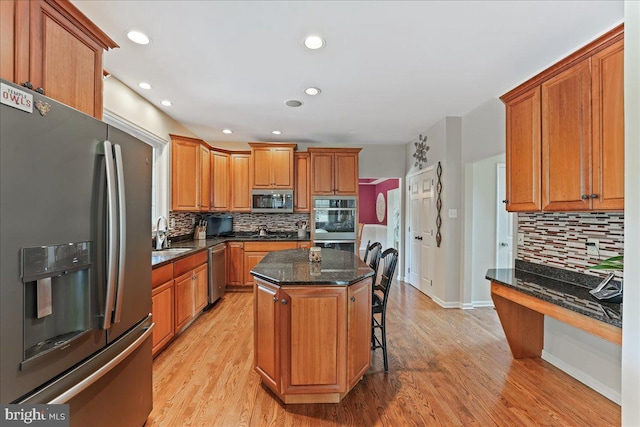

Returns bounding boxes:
[412,134,429,169]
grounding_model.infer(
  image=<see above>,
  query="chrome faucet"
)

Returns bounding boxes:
[156,216,169,250]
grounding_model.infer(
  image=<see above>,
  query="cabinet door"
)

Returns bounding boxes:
[541,59,592,211]
[252,148,273,188]
[271,147,294,188]
[28,1,107,118]
[227,242,244,286]
[174,270,194,332]
[280,287,347,394]
[254,279,280,392]
[231,153,251,212]
[505,87,542,211]
[592,40,624,211]
[294,153,310,212]
[211,151,230,211]
[172,139,200,211]
[310,152,335,195]
[334,152,359,195]
[347,279,371,389]
[244,251,268,286]
[152,280,174,357]
[199,145,210,211]
[193,263,208,312]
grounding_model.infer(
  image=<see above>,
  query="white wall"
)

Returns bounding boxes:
[622,2,640,424]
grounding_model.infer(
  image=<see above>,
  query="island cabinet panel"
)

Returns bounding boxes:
[210,150,230,211]
[1,0,118,119]
[230,152,251,212]
[591,40,625,211]
[541,59,592,211]
[504,87,541,211]
[281,287,347,393]
[347,279,372,388]
[254,281,280,392]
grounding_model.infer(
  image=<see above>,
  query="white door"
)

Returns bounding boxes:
[419,171,435,296]
[408,175,421,287]
[496,163,514,268]
[387,188,400,251]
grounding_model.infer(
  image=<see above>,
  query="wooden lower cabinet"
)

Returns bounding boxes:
[194,263,208,312]
[227,242,244,286]
[174,270,195,332]
[233,241,299,289]
[244,251,269,286]
[253,277,372,404]
[152,263,174,357]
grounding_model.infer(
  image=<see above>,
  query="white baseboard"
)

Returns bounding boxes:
[541,350,621,405]
[432,296,460,308]
[460,303,474,310]
[472,300,494,308]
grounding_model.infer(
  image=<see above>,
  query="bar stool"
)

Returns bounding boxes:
[363,241,382,284]
[371,248,398,372]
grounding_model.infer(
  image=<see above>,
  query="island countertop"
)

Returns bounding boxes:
[250,248,374,285]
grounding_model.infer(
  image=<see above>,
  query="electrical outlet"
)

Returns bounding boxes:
[170,218,175,228]
[586,238,600,256]
[517,233,525,245]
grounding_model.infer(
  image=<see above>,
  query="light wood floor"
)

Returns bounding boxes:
[146,281,620,426]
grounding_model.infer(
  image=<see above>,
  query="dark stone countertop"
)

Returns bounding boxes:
[152,232,310,267]
[486,260,622,328]
[250,248,374,286]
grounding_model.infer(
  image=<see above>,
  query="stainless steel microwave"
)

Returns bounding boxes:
[251,190,294,213]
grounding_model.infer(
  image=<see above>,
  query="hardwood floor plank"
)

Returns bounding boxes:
[146,281,620,427]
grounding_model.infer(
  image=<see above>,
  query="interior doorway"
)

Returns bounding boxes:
[358,178,401,265]
[496,163,514,268]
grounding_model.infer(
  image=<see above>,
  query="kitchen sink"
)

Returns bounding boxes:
[152,248,193,256]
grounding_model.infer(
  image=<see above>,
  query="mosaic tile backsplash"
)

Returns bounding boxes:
[168,211,311,238]
[517,212,624,278]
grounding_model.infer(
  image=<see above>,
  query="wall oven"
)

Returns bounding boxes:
[312,196,357,253]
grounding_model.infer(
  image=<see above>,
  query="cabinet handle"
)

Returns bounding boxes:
[351,297,356,302]
[35,87,45,95]
[590,194,598,199]
[22,81,33,90]
[581,194,589,200]
[281,299,288,305]
[502,199,508,204]
[272,297,278,303]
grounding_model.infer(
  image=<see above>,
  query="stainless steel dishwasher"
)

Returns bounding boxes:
[208,244,227,303]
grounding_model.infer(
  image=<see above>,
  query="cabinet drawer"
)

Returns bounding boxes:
[174,250,208,277]
[244,241,298,252]
[152,263,174,288]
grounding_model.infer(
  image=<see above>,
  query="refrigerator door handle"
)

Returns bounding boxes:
[47,322,155,404]
[113,143,126,324]
[103,140,118,330]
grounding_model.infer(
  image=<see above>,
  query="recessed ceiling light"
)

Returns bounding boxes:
[304,87,321,96]
[161,100,172,106]
[138,82,152,90]
[272,130,282,135]
[304,35,325,50]
[127,31,150,45]
[222,129,233,134]
[285,100,303,107]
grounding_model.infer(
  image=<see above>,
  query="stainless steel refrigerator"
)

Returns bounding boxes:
[0,79,153,426]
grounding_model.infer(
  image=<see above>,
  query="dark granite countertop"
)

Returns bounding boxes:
[486,260,622,328]
[152,233,310,267]
[250,248,374,286]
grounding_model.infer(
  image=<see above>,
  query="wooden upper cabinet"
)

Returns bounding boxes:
[210,150,230,211]
[501,24,624,212]
[170,134,209,212]
[542,59,592,211]
[591,40,624,211]
[230,152,251,212]
[294,152,310,212]
[249,143,296,189]
[1,0,118,118]
[309,148,361,196]
[504,87,541,212]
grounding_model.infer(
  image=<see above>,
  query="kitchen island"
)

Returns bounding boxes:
[250,248,374,404]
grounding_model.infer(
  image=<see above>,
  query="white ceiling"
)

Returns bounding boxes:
[72,1,623,146]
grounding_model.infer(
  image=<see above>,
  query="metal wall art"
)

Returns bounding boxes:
[436,161,442,247]
[412,134,429,169]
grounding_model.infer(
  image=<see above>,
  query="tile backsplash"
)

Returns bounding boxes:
[517,212,624,277]
[168,211,311,238]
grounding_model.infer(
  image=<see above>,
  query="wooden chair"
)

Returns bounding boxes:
[363,241,382,285]
[371,248,399,372]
